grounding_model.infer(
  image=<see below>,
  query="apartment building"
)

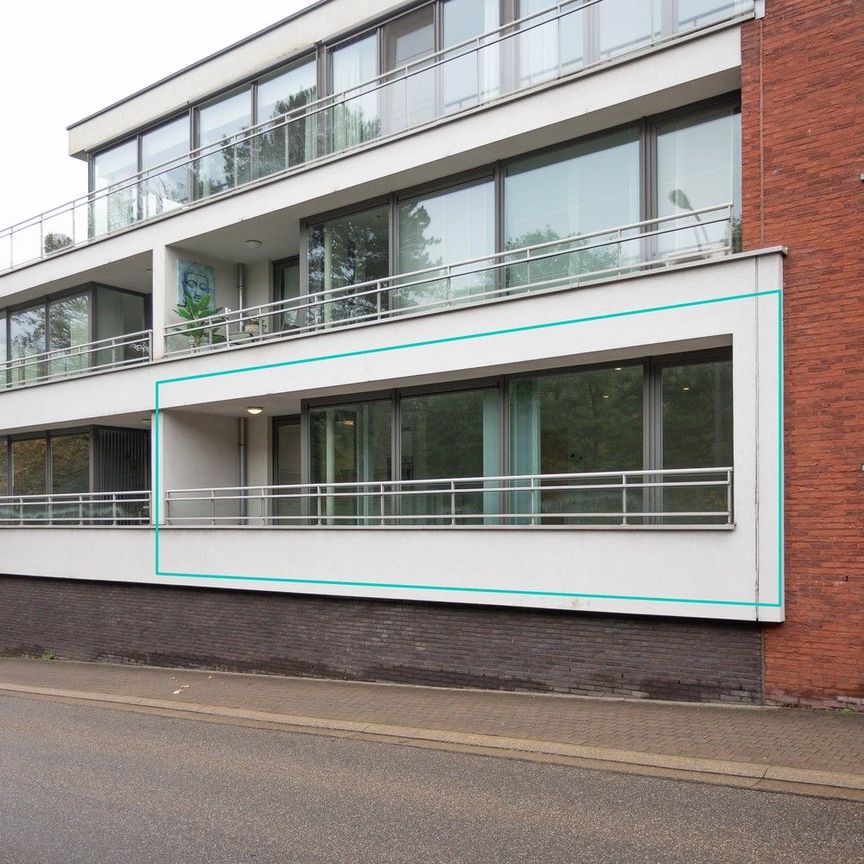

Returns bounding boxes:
[1,0,861,708]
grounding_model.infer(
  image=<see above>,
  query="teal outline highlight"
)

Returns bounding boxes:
[153,289,784,609]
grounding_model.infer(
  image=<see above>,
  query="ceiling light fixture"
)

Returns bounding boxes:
[244,239,262,249]
[246,406,264,415]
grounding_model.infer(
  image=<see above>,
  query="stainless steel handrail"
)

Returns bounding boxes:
[165,467,734,527]
[0,329,152,390]
[164,204,733,355]
[0,490,151,526]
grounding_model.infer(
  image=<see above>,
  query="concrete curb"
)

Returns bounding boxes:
[3,681,863,799]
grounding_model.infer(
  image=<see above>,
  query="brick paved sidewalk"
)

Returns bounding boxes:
[1,657,862,783]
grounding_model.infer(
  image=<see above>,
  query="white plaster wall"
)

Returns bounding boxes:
[0,525,780,623]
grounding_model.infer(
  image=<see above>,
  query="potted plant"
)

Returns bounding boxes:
[175,295,225,350]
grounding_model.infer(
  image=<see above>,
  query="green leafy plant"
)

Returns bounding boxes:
[40,649,56,661]
[175,295,225,348]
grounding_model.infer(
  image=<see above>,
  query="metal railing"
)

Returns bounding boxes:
[0,330,152,390]
[165,467,733,527]
[0,490,151,526]
[165,204,734,355]
[0,0,753,274]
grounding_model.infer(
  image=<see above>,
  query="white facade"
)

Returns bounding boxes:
[0,0,781,623]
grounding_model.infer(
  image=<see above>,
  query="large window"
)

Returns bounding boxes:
[196,89,253,197]
[330,34,381,151]
[396,178,496,310]
[278,350,733,526]
[142,117,190,218]
[92,140,139,234]
[656,105,742,254]
[306,205,390,323]
[256,58,318,176]
[308,399,392,523]
[504,127,641,289]
[1,285,148,387]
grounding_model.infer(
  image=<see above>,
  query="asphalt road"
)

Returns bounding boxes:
[0,694,861,864]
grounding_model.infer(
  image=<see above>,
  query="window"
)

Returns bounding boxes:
[141,117,190,217]
[306,204,390,323]
[256,57,318,175]
[286,350,732,526]
[656,105,742,254]
[330,34,380,151]
[196,89,253,197]
[396,178,496,310]
[92,139,138,234]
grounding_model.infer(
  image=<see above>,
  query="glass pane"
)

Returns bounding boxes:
[51,433,90,494]
[0,311,6,387]
[92,139,138,235]
[142,117,190,217]
[48,292,90,379]
[517,0,586,87]
[657,107,742,256]
[330,34,380,151]
[12,438,47,495]
[196,89,252,197]
[306,205,389,325]
[400,388,501,524]
[509,365,644,523]
[308,400,391,524]
[274,418,302,521]
[383,5,436,133]
[442,0,500,111]
[256,58,318,176]
[505,128,641,289]
[9,304,46,385]
[677,0,746,32]
[396,179,495,311]
[661,357,733,524]
[0,438,7,495]
[273,259,301,332]
[597,0,657,60]
[94,287,148,367]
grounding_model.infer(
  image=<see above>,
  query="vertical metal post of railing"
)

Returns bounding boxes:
[210,490,216,526]
[621,473,628,526]
[39,215,44,262]
[530,477,539,526]
[316,486,323,527]
[376,279,382,321]
[112,494,119,527]
[450,481,457,526]
[726,469,734,524]
[261,488,267,526]
[78,495,84,526]
[379,483,386,526]
[475,35,482,105]
[18,497,24,526]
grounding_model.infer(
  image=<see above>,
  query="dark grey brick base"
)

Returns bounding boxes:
[0,574,763,703]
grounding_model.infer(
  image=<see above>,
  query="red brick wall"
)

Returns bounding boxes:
[741,1,864,707]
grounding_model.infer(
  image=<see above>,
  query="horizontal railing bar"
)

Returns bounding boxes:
[164,468,733,496]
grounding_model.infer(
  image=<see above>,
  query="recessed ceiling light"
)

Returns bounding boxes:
[614,367,623,371]
[602,394,610,399]
[682,386,690,391]
[246,406,264,415]
[245,239,262,249]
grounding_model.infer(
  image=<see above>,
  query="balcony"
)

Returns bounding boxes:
[0,0,754,275]
[0,330,152,390]
[164,204,735,356]
[0,490,150,526]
